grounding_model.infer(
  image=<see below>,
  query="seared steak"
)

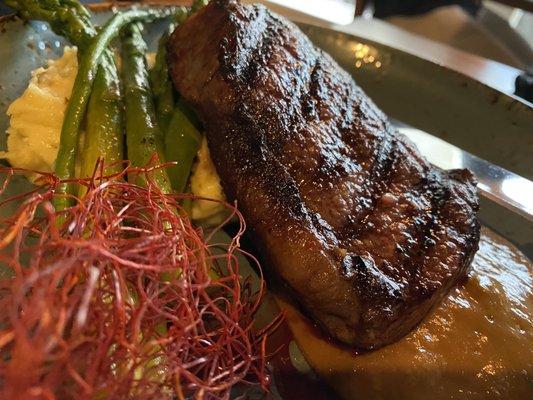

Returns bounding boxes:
[167,0,480,349]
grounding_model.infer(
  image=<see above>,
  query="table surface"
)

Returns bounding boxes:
[0,0,526,102]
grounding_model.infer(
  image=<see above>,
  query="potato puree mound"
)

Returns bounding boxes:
[1,47,225,220]
[191,138,226,221]
[1,47,78,179]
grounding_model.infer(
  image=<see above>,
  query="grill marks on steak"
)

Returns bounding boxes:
[167,0,480,349]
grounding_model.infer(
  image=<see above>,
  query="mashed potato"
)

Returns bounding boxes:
[1,46,225,220]
[1,47,78,180]
[190,137,226,221]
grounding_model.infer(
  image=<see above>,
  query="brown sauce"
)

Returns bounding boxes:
[273,227,532,399]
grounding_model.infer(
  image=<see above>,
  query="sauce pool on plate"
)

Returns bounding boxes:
[275,227,532,400]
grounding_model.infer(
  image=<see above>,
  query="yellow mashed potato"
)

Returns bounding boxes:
[1,46,78,180]
[190,137,226,221]
[1,47,225,221]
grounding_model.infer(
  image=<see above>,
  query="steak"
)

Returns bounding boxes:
[167,0,480,349]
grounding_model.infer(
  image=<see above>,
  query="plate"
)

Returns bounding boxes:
[0,4,531,400]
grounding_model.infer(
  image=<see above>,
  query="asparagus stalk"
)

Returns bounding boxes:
[150,29,176,134]
[149,17,202,193]
[78,57,124,184]
[165,101,202,193]
[121,22,172,194]
[5,0,97,48]
[53,8,173,210]
[150,8,189,133]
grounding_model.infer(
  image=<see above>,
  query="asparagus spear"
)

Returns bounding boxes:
[79,57,124,182]
[150,28,175,134]
[149,15,202,193]
[121,22,172,194]
[5,0,96,48]
[52,8,173,210]
[165,101,202,193]
[150,8,189,133]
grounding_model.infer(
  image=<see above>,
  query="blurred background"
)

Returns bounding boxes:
[266,0,533,69]
[260,0,533,100]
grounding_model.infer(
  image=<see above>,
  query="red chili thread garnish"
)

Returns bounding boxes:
[0,160,281,400]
